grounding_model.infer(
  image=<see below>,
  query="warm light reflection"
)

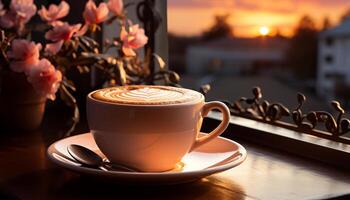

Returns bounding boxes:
[259,26,270,36]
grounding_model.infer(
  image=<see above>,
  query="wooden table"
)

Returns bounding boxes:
[1,120,350,200]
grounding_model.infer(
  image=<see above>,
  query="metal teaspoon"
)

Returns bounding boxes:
[67,144,137,172]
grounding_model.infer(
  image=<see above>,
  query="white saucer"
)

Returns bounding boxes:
[47,132,247,185]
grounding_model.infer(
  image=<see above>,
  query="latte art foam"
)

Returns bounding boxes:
[91,86,203,105]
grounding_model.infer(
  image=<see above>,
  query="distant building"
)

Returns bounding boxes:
[186,37,288,75]
[317,18,350,99]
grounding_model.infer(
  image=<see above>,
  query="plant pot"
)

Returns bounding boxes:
[0,70,46,131]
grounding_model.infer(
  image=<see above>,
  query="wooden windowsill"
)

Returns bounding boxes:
[206,111,350,170]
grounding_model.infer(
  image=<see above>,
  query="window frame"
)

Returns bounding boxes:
[164,0,350,169]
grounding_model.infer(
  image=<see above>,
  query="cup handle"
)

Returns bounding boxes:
[190,101,230,151]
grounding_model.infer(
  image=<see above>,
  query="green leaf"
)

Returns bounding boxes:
[117,60,126,85]
[153,53,166,70]
[59,84,76,107]
[62,79,76,92]
[168,71,180,83]
[59,85,80,137]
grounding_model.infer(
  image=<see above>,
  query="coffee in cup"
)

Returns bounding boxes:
[87,85,230,172]
[91,85,202,105]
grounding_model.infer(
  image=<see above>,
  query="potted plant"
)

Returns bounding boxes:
[0,0,180,132]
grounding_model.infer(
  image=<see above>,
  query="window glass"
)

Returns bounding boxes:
[325,55,334,64]
[167,0,350,115]
[325,37,334,46]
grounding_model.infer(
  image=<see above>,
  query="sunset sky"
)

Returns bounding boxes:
[167,0,350,38]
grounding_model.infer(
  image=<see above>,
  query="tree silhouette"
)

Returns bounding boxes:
[322,16,331,31]
[286,15,318,79]
[201,14,233,41]
[274,28,286,39]
[341,8,350,22]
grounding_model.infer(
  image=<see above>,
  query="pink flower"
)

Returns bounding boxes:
[107,0,123,16]
[28,59,62,100]
[46,23,81,42]
[38,1,70,24]
[0,0,37,29]
[120,24,148,56]
[0,12,16,28]
[45,40,64,56]
[0,0,6,16]
[10,0,37,23]
[45,22,83,55]
[7,39,42,74]
[83,0,109,25]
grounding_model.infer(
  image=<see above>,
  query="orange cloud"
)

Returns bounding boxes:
[234,0,297,13]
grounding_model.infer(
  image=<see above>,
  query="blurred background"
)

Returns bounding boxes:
[167,0,350,113]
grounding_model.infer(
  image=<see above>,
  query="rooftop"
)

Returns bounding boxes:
[190,37,289,52]
[322,18,350,37]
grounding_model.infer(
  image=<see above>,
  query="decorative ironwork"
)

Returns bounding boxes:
[225,87,290,122]
[292,94,350,136]
[204,86,350,144]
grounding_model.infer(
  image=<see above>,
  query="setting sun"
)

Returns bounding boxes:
[259,26,270,36]
[168,0,350,37]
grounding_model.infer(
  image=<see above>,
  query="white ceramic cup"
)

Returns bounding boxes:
[87,86,230,172]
